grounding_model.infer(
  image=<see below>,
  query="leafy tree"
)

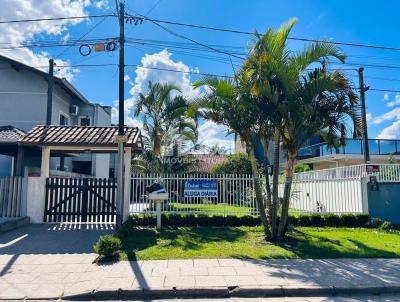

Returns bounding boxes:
[210,153,253,174]
[135,81,198,156]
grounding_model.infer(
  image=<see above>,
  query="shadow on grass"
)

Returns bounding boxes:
[273,230,400,259]
[120,227,247,260]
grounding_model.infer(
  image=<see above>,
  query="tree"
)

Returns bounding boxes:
[245,18,360,240]
[210,153,253,174]
[135,81,198,157]
[192,75,271,237]
[207,144,229,155]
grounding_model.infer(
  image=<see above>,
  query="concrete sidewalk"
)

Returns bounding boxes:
[0,256,400,300]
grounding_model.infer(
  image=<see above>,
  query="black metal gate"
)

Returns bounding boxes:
[44,177,117,223]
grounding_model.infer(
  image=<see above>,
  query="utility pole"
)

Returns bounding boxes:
[46,58,54,125]
[115,0,125,228]
[358,67,370,163]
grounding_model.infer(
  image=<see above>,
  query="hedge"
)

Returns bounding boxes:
[124,213,379,228]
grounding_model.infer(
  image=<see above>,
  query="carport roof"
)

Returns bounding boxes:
[0,126,26,144]
[19,125,142,152]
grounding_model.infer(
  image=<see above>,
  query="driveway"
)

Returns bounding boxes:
[0,223,114,255]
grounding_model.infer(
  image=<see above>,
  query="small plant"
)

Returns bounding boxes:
[309,214,325,227]
[340,214,358,227]
[381,221,393,231]
[94,235,122,259]
[324,214,341,227]
[369,217,383,228]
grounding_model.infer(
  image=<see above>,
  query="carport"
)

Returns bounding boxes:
[17,125,142,223]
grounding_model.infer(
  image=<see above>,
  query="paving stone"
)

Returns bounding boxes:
[195,275,227,287]
[234,266,264,276]
[168,259,194,267]
[180,266,209,276]
[218,259,245,267]
[152,266,181,277]
[193,259,220,267]
[134,276,165,289]
[208,266,237,276]
[224,275,258,286]
[164,276,196,288]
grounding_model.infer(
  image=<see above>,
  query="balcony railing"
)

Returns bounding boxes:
[298,138,400,159]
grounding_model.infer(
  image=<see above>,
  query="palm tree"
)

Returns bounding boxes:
[135,81,198,157]
[192,75,271,237]
[245,18,360,240]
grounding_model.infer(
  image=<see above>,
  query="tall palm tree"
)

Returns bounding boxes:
[135,81,198,157]
[245,18,360,240]
[192,75,271,237]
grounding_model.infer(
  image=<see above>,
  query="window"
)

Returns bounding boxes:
[59,113,69,125]
[79,116,91,126]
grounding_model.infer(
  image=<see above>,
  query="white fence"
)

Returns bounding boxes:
[130,173,258,216]
[0,176,23,217]
[129,164,400,216]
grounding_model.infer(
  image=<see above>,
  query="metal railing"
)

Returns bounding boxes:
[130,173,258,216]
[298,138,400,159]
[129,164,400,217]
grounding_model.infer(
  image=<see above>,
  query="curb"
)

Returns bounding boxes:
[57,285,400,300]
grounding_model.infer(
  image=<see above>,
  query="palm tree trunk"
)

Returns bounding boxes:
[270,128,281,240]
[277,150,296,240]
[248,146,270,239]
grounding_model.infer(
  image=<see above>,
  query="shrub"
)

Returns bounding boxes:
[94,235,121,259]
[340,214,358,227]
[381,221,393,231]
[324,213,341,227]
[309,214,325,227]
[210,153,253,174]
[369,217,383,228]
[354,214,370,227]
[297,215,312,226]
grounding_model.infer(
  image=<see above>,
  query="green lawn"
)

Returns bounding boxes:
[119,226,400,260]
[168,202,254,215]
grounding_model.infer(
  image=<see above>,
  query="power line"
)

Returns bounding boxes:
[55,15,111,59]
[126,12,246,60]
[128,15,400,52]
[0,14,114,24]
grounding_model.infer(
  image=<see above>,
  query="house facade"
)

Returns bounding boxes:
[0,55,112,177]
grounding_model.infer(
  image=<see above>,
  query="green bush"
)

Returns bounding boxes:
[340,214,358,227]
[369,217,383,228]
[297,215,312,226]
[309,214,325,227]
[94,235,121,258]
[381,221,393,231]
[324,213,342,227]
[210,153,253,174]
[126,213,377,228]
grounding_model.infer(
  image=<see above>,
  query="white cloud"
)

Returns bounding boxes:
[197,121,234,153]
[94,0,109,9]
[377,120,400,139]
[113,49,201,126]
[384,93,389,101]
[111,49,235,151]
[372,108,400,125]
[0,0,93,81]
[366,113,372,124]
[387,95,400,107]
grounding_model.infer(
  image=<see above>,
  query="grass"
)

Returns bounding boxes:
[118,226,400,260]
[168,202,254,215]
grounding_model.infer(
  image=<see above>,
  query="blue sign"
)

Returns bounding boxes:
[184,180,218,197]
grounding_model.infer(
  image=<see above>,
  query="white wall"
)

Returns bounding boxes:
[26,177,45,223]
[282,179,364,214]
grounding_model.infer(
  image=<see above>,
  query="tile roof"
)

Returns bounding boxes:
[191,154,226,173]
[0,126,26,143]
[19,125,142,150]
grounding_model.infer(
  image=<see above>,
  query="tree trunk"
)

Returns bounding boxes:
[270,128,281,240]
[277,151,296,240]
[249,146,270,238]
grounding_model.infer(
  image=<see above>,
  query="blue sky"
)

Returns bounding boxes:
[2,0,400,149]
